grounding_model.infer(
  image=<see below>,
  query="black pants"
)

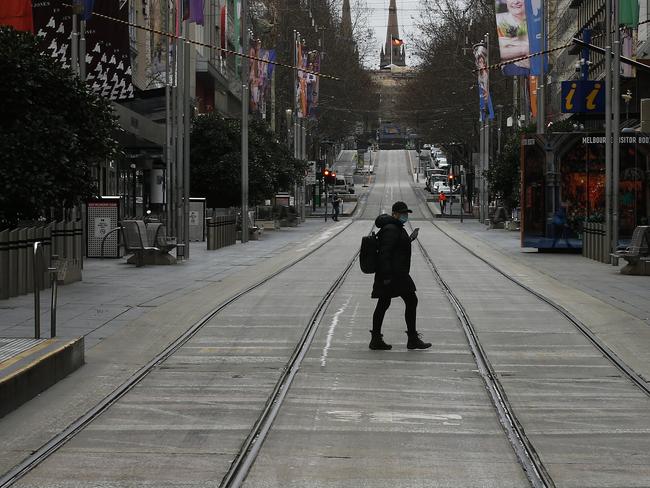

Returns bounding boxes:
[333,206,339,220]
[372,292,418,334]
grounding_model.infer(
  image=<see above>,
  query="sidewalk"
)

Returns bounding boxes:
[439,220,650,324]
[0,220,333,349]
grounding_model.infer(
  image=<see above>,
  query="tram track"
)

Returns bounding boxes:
[429,220,650,399]
[0,187,378,487]
[403,147,650,486]
[397,151,552,487]
[406,149,649,398]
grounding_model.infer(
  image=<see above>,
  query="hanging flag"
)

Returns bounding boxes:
[391,36,404,46]
[0,0,34,32]
[182,0,190,20]
[220,5,227,56]
[189,0,204,25]
[524,0,547,77]
[620,0,640,27]
[82,0,95,21]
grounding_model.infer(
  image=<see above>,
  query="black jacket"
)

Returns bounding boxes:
[371,214,416,298]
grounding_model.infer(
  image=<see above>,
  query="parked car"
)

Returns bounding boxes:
[432,182,452,194]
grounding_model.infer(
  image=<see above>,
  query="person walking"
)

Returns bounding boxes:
[438,191,447,215]
[369,201,432,350]
[331,194,341,221]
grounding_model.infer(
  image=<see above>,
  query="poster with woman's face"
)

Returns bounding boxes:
[495,0,530,75]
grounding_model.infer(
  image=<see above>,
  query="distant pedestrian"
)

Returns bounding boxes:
[332,194,341,221]
[551,204,572,248]
[439,191,447,214]
[370,201,432,350]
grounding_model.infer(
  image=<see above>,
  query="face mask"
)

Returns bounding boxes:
[399,214,409,223]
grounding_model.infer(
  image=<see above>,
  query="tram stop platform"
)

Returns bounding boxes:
[0,337,84,418]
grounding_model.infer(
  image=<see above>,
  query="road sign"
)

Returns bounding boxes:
[306,161,317,185]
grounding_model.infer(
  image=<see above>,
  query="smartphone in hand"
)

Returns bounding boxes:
[410,228,420,241]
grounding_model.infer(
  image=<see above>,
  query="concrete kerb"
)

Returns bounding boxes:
[434,220,650,383]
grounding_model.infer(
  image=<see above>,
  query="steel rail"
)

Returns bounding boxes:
[0,219,359,488]
[220,151,386,487]
[0,153,379,487]
[219,248,360,488]
[412,235,553,488]
[401,150,552,487]
[430,220,650,399]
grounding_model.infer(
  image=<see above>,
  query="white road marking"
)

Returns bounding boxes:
[320,296,352,367]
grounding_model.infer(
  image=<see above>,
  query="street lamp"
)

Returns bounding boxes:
[622,89,632,122]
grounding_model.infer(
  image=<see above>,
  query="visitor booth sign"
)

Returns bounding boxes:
[561,80,605,113]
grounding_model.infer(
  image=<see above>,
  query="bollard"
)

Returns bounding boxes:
[26,228,35,293]
[33,242,43,339]
[49,265,58,337]
[0,230,8,299]
[8,229,18,297]
[18,228,28,295]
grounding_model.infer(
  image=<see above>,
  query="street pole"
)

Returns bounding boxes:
[71,12,79,76]
[604,0,613,259]
[241,1,250,244]
[175,26,184,243]
[483,33,490,225]
[79,20,86,81]
[165,4,173,234]
[537,0,545,134]
[612,0,621,252]
[183,32,191,258]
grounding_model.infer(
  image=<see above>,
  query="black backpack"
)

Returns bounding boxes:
[359,230,381,274]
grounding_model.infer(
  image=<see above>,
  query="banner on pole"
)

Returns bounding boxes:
[495,0,547,76]
[473,42,494,120]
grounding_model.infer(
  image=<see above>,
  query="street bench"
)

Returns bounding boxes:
[122,220,180,266]
[610,225,650,275]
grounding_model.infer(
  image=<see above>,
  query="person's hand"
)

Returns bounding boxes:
[410,228,419,241]
[382,279,391,286]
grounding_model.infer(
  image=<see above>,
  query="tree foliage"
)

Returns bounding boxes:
[190,113,306,208]
[399,0,514,152]
[486,129,522,211]
[0,27,119,230]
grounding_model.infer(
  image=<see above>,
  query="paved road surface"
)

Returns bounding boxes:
[5,150,650,487]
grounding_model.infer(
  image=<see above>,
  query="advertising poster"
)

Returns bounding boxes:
[495,0,547,76]
[249,40,276,115]
[473,42,494,120]
[306,50,320,119]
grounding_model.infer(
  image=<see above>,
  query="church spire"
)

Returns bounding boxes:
[341,0,353,41]
[384,0,400,56]
[380,0,406,68]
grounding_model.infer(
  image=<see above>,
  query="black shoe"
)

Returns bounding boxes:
[406,332,432,350]
[369,330,392,350]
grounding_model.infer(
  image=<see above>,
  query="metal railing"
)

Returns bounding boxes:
[32,242,59,339]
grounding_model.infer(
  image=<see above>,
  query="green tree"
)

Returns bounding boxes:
[0,27,119,230]
[486,129,522,211]
[190,113,305,208]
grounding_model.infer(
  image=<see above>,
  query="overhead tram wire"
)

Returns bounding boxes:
[61,3,340,81]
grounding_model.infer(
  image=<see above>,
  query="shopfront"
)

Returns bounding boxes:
[521,133,650,249]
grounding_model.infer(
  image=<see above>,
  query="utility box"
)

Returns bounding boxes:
[189,198,206,241]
